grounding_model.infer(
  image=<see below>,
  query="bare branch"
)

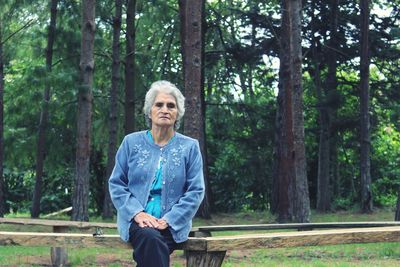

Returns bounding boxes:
[1,19,35,45]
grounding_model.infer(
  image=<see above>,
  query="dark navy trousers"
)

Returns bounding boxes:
[129,222,177,267]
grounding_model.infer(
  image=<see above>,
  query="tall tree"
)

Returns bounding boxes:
[396,190,400,221]
[290,0,310,222]
[102,0,122,219]
[31,0,58,218]
[179,0,211,218]
[308,0,329,212]
[359,0,372,213]
[0,19,4,217]
[312,0,340,212]
[72,0,96,221]
[273,0,310,222]
[324,0,340,211]
[124,0,136,134]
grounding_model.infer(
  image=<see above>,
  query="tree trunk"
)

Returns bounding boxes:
[275,0,294,222]
[325,0,339,210]
[270,92,281,214]
[359,0,372,213]
[275,0,310,222]
[179,0,211,219]
[291,0,310,222]
[311,50,331,212]
[124,0,136,134]
[102,0,122,219]
[72,0,96,222]
[316,83,331,212]
[313,0,339,212]
[31,0,58,218]
[0,19,5,217]
[395,190,400,221]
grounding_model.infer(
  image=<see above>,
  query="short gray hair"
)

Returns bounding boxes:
[143,80,185,130]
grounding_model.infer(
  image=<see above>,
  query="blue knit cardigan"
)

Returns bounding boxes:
[109,131,205,243]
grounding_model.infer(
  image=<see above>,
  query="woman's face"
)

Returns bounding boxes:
[150,92,178,129]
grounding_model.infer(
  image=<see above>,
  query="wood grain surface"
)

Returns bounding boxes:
[0,218,117,229]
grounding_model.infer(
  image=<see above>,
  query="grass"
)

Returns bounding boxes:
[1,209,399,266]
[220,242,400,266]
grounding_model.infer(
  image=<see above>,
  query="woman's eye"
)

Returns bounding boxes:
[154,102,176,109]
[167,103,176,109]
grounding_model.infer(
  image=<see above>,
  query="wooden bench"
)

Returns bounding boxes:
[1,218,400,266]
[0,217,117,266]
[191,221,400,236]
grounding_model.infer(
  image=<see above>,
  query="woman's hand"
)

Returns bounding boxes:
[133,212,169,229]
[157,219,169,230]
[133,212,159,228]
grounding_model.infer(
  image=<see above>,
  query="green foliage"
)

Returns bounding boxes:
[3,168,34,213]
[0,0,399,216]
[2,166,74,214]
[371,124,400,207]
[40,168,74,213]
[207,93,276,212]
[332,197,357,211]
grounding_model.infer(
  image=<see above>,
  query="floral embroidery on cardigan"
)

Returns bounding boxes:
[132,144,142,153]
[132,144,150,167]
[170,144,185,167]
[137,149,150,167]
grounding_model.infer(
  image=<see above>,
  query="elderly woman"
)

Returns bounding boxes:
[109,80,205,267]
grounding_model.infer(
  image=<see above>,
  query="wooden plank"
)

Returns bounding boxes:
[51,247,67,266]
[202,226,400,251]
[0,231,130,249]
[43,207,72,218]
[193,222,400,233]
[0,231,207,251]
[186,251,226,267]
[2,226,399,252]
[0,218,117,229]
[4,219,399,234]
[51,225,69,266]
[178,238,207,251]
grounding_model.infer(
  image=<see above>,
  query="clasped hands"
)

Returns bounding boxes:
[134,211,168,230]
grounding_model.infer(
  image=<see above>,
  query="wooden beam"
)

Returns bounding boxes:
[51,225,69,266]
[192,222,400,233]
[1,227,400,252]
[0,231,208,251]
[0,231,130,249]
[178,238,207,251]
[0,218,117,229]
[4,218,399,234]
[186,251,226,267]
[43,207,72,218]
[202,226,400,251]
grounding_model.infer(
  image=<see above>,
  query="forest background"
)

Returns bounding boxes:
[0,0,399,222]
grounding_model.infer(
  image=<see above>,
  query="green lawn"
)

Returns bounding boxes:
[1,209,399,266]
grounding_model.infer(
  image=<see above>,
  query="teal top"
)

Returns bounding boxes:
[144,130,174,218]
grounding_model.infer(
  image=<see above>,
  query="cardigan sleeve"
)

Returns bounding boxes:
[108,136,144,221]
[162,140,205,233]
